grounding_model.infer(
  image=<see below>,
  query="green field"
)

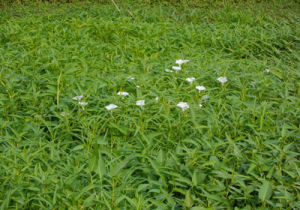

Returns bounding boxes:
[0,1,299,209]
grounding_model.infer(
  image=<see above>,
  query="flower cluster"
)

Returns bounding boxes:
[68,59,260,114]
[166,59,190,73]
[72,95,88,110]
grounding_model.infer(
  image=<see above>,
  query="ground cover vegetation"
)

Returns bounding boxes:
[0,0,299,209]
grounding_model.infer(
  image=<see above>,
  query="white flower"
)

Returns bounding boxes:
[73,95,83,101]
[176,59,190,65]
[196,85,206,92]
[117,91,129,96]
[199,104,203,108]
[127,76,135,80]
[155,97,159,102]
[165,69,173,73]
[78,102,88,110]
[202,95,209,101]
[186,77,195,85]
[136,100,145,107]
[217,77,227,84]
[264,69,270,73]
[172,66,181,72]
[177,102,189,111]
[105,104,118,110]
[136,85,140,88]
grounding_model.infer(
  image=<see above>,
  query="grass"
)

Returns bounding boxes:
[0,1,299,209]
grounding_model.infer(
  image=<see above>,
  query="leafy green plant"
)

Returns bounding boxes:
[0,0,299,209]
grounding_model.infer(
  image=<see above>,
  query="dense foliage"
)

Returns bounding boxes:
[0,1,299,209]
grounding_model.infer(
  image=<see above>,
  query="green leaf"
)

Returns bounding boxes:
[97,151,106,179]
[88,152,97,173]
[192,170,206,186]
[184,190,193,208]
[110,155,134,177]
[27,187,40,192]
[259,181,272,201]
[149,159,161,175]
[191,207,207,210]
[72,145,84,151]
[110,123,129,136]
[157,149,164,164]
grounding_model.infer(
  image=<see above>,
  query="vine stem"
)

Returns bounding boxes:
[111,0,121,12]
